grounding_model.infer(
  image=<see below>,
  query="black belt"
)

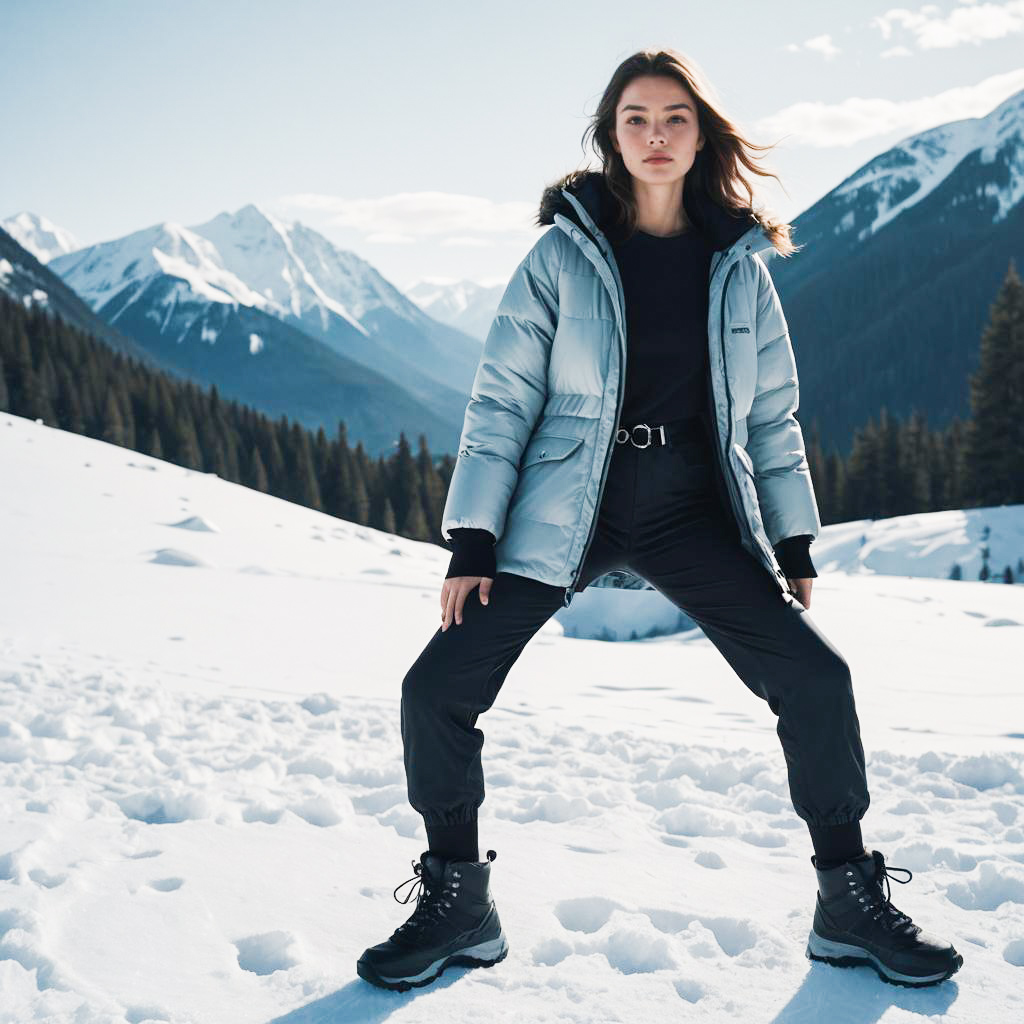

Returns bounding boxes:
[615,415,708,449]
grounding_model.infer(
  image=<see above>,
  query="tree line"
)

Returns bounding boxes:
[1,259,1021,578]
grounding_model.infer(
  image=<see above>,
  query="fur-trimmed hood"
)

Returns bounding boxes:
[537,168,762,253]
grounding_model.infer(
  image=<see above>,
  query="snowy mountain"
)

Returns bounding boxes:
[405,276,507,341]
[49,204,482,417]
[2,408,1023,1021]
[829,88,1024,243]
[776,87,1024,457]
[0,217,463,457]
[0,211,82,264]
[0,225,161,364]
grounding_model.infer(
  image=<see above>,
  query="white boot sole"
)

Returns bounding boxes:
[806,930,961,987]
[360,934,509,991]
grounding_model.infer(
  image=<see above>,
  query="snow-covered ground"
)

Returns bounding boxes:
[2,411,1023,1024]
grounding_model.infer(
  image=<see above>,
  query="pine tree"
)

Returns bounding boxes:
[904,409,931,513]
[879,406,901,517]
[403,495,429,541]
[177,410,203,470]
[101,390,126,447]
[380,495,397,535]
[148,425,164,460]
[390,432,419,535]
[965,260,1024,506]
[248,443,268,492]
[349,471,370,526]
[0,353,10,411]
[417,433,446,540]
[288,422,322,510]
[9,325,49,421]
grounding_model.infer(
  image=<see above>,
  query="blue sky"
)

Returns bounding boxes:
[3,0,1023,290]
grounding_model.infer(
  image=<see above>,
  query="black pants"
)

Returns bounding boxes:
[402,429,871,833]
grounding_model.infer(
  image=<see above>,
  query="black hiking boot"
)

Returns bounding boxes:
[806,848,963,987]
[356,848,508,991]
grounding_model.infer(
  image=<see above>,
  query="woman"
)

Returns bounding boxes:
[357,48,962,992]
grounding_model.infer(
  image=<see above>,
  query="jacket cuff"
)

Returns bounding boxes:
[773,534,817,579]
[445,528,497,580]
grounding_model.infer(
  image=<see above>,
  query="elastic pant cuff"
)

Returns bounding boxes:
[808,819,864,864]
[426,820,479,863]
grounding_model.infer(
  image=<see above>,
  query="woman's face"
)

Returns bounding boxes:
[609,74,704,187]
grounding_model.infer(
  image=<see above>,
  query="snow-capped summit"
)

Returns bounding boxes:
[1,211,82,264]
[405,276,507,341]
[832,86,1024,240]
[43,204,482,452]
[48,203,483,406]
[190,203,369,335]
[52,219,268,318]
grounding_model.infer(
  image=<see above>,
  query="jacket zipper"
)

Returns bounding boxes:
[714,262,753,552]
[714,260,787,589]
[560,222,627,608]
[562,325,626,608]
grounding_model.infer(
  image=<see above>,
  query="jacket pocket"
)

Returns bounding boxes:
[507,433,587,527]
[520,433,584,470]
[558,268,614,321]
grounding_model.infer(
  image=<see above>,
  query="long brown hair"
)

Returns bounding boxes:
[579,48,800,257]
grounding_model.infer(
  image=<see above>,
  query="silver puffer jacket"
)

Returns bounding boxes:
[441,170,821,607]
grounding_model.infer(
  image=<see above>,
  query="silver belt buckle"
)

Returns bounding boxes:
[615,422,664,448]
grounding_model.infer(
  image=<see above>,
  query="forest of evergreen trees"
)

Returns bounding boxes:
[1,258,1021,583]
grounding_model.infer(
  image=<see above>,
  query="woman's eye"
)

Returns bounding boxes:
[626,115,687,125]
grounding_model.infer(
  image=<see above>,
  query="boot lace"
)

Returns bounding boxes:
[846,857,919,936]
[391,858,462,937]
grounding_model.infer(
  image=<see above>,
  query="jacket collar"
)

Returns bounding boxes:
[538,168,772,258]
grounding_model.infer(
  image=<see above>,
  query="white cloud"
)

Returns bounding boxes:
[805,34,842,58]
[272,191,536,243]
[871,0,1024,49]
[785,33,842,58]
[754,67,1024,147]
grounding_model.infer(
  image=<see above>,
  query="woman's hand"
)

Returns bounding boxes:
[441,576,493,631]
[788,577,813,609]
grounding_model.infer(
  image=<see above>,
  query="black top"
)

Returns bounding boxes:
[612,226,712,425]
[446,222,816,582]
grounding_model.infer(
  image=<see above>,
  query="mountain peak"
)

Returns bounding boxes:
[1,211,82,264]
[229,202,290,232]
[828,84,1024,240]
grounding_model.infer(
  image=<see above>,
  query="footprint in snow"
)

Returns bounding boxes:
[124,1005,171,1023]
[27,868,66,889]
[234,931,299,975]
[147,877,184,892]
[943,861,1024,911]
[541,897,762,975]
[694,850,727,869]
